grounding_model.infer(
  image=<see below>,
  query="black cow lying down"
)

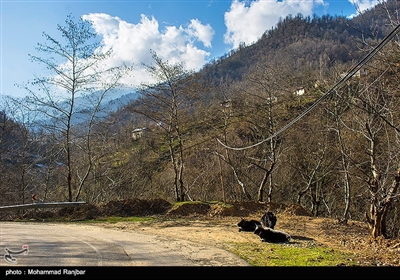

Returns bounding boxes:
[237,218,262,232]
[253,225,291,243]
[261,211,277,229]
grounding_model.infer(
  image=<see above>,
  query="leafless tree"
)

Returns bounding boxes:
[240,59,290,202]
[337,49,400,238]
[17,14,133,202]
[134,50,203,202]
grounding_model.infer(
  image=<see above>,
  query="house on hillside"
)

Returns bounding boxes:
[132,127,146,141]
[220,99,232,108]
[294,88,305,96]
[340,68,368,79]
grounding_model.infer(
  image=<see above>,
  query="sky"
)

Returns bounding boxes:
[1,0,381,99]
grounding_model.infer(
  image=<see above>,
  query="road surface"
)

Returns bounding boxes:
[0,222,249,267]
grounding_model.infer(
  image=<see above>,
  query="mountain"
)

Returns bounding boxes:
[9,1,397,130]
[200,6,397,88]
[69,88,139,125]
[110,1,399,127]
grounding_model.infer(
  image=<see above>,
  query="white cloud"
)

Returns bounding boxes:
[348,0,381,17]
[187,19,215,48]
[224,0,327,49]
[81,13,214,87]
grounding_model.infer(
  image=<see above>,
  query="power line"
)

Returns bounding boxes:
[218,23,400,151]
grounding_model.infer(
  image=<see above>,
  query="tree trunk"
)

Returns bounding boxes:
[367,169,400,238]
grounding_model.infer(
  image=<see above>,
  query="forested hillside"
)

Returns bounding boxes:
[1,0,400,239]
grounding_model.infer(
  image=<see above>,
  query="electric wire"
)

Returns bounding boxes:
[217,23,400,151]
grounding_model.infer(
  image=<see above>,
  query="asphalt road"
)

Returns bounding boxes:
[0,222,249,267]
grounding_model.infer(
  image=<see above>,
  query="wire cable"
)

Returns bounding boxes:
[217,23,400,151]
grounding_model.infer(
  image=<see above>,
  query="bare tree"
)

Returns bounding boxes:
[134,50,202,202]
[326,97,353,223]
[338,51,400,238]
[0,105,23,206]
[0,97,41,210]
[214,90,252,201]
[215,56,293,202]
[17,14,133,202]
[240,59,290,202]
[292,131,335,216]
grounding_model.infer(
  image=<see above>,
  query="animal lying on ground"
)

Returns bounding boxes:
[237,218,262,232]
[253,224,291,243]
[261,211,277,229]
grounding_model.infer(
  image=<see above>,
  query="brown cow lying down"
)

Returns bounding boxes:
[237,218,262,232]
[253,225,291,243]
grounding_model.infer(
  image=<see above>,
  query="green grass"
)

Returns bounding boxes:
[229,242,357,266]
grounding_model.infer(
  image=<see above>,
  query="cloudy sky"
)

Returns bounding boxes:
[1,0,381,99]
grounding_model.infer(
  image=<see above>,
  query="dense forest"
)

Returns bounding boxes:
[1,0,400,239]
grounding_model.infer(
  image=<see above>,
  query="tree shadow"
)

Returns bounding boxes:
[288,235,315,244]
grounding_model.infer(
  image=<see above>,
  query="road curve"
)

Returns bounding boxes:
[0,222,249,266]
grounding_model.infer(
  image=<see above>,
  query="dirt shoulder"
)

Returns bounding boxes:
[4,199,400,266]
[92,213,400,266]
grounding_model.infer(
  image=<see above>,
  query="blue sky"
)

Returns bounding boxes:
[1,0,381,99]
